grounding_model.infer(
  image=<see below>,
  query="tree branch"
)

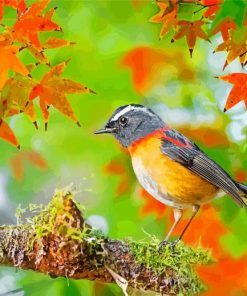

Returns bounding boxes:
[0,189,211,295]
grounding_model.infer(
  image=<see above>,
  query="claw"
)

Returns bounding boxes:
[170,238,180,247]
[159,240,169,249]
[159,239,180,250]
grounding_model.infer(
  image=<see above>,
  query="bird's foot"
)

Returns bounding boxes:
[159,238,180,250]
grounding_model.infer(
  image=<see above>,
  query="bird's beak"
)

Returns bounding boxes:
[94,127,118,134]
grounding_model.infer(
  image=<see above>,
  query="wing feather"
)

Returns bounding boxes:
[161,133,246,208]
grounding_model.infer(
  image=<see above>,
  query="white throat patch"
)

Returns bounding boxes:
[110,105,152,122]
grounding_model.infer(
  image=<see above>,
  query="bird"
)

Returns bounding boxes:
[95,104,247,246]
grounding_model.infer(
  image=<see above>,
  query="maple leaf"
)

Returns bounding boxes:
[217,73,247,111]
[140,188,167,219]
[198,0,222,18]
[44,37,76,49]
[1,74,38,127]
[150,0,178,39]
[211,17,236,42]
[13,0,61,50]
[29,61,96,129]
[26,45,50,65]
[104,158,132,196]
[0,119,19,148]
[214,28,247,69]
[171,20,209,57]
[131,0,149,10]
[10,150,48,180]
[0,26,50,64]
[174,205,228,257]
[179,127,230,148]
[43,6,57,19]
[22,37,75,65]
[0,0,26,23]
[122,46,195,94]
[0,44,29,89]
[198,255,247,295]
[235,169,247,183]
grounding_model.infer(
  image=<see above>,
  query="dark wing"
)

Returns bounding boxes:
[161,129,246,208]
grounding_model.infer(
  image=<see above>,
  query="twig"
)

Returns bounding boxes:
[0,189,211,295]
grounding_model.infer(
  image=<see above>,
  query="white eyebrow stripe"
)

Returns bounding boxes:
[110,105,151,121]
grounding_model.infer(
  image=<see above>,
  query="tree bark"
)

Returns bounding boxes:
[0,190,210,296]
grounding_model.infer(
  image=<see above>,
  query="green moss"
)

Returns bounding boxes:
[15,189,83,239]
[12,189,211,295]
[128,237,212,295]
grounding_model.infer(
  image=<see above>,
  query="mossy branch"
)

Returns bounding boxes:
[0,189,211,295]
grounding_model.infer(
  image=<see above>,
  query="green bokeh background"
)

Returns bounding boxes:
[0,1,246,295]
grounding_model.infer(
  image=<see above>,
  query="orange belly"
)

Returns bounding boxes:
[129,136,220,207]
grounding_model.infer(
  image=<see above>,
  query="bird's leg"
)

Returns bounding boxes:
[159,208,183,248]
[176,204,200,242]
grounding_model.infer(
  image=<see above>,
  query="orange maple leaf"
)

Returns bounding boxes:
[24,37,75,65]
[0,119,19,148]
[0,43,29,89]
[150,0,178,39]
[171,20,209,57]
[13,0,61,50]
[10,150,48,180]
[131,0,149,10]
[217,73,247,111]
[29,61,95,129]
[211,18,236,42]
[0,27,68,65]
[1,74,38,126]
[26,36,75,64]
[198,255,247,295]
[104,157,133,196]
[173,205,228,257]
[122,46,195,94]
[44,37,76,49]
[140,188,167,220]
[235,169,247,183]
[214,27,247,69]
[179,127,230,148]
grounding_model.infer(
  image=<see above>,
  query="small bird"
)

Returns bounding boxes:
[95,104,247,245]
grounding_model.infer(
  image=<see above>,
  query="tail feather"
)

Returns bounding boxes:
[237,182,247,198]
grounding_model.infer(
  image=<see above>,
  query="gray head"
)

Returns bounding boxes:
[95,104,165,147]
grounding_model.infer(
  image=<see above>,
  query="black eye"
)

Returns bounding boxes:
[119,116,128,126]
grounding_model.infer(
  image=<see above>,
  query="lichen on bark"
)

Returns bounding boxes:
[0,189,211,295]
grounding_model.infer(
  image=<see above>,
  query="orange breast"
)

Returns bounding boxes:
[129,136,219,206]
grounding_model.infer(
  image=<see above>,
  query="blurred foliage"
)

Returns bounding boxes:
[0,0,246,295]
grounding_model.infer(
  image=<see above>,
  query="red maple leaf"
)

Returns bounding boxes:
[217,73,247,111]
[199,0,222,18]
